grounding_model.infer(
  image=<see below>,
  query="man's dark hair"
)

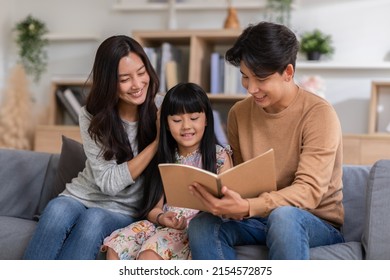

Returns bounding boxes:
[225,21,299,78]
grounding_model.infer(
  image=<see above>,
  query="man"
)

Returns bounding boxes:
[188,21,344,260]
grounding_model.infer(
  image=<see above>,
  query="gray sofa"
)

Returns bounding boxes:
[1,136,390,260]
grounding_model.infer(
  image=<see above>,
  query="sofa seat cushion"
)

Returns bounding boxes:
[310,242,363,260]
[235,241,363,260]
[0,216,37,260]
[236,245,269,260]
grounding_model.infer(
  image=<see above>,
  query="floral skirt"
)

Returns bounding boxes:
[102,214,197,260]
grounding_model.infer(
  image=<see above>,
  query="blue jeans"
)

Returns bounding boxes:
[23,196,136,260]
[188,206,344,260]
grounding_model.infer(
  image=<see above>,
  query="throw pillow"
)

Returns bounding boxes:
[52,135,87,197]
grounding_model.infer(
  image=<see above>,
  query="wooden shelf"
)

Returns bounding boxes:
[297,61,390,70]
[45,34,100,42]
[48,77,91,125]
[113,0,268,12]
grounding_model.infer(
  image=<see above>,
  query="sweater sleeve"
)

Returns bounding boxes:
[247,103,343,224]
[79,107,135,196]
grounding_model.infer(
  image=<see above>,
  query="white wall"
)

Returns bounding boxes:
[1,0,390,133]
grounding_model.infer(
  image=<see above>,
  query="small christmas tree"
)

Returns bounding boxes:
[0,64,33,150]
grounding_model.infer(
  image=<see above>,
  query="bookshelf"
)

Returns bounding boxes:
[35,77,89,154]
[39,29,247,153]
[132,29,248,124]
[48,77,91,125]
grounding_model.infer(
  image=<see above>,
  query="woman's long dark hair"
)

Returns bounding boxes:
[138,82,217,218]
[86,35,159,163]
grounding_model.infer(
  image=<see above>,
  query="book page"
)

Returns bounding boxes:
[158,149,276,211]
[219,149,276,198]
[158,164,219,211]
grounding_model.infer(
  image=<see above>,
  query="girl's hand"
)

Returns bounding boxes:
[188,183,250,220]
[158,211,187,230]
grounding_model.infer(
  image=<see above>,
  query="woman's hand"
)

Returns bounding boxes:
[158,211,187,230]
[189,183,250,220]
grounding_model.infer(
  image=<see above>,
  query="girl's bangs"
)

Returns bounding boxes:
[167,91,206,115]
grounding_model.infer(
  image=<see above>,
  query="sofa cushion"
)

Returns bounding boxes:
[0,149,52,220]
[235,241,363,260]
[53,136,87,199]
[310,241,363,260]
[37,153,60,217]
[0,216,37,260]
[340,165,370,242]
[362,159,390,259]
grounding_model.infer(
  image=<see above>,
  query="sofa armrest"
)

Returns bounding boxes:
[0,149,57,220]
[362,159,390,259]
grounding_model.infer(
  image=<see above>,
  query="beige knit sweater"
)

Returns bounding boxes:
[227,87,344,227]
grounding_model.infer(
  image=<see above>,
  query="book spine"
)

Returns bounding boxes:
[63,89,82,116]
[165,60,178,90]
[55,89,79,124]
[210,52,221,94]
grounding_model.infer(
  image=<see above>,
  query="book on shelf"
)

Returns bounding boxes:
[63,88,82,116]
[69,86,89,107]
[158,148,277,211]
[213,110,228,146]
[223,61,246,95]
[156,42,183,92]
[210,52,224,94]
[144,47,158,70]
[165,60,179,90]
[55,89,79,124]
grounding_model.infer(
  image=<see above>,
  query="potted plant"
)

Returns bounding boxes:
[14,14,49,83]
[299,29,334,61]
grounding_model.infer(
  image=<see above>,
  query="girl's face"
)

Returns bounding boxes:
[117,52,150,119]
[167,112,207,156]
[240,61,294,114]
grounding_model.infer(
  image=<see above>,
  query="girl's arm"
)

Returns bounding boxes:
[218,149,233,174]
[147,197,187,230]
[147,197,165,225]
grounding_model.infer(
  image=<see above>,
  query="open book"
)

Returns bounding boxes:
[158,148,277,211]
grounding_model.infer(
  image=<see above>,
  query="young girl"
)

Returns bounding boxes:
[23,35,159,259]
[101,82,233,260]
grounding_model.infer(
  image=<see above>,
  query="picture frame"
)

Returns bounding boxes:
[368,81,390,134]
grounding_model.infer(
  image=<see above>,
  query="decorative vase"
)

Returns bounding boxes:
[224,7,240,29]
[307,51,321,61]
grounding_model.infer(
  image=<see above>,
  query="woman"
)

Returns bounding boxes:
[23,35,160,259]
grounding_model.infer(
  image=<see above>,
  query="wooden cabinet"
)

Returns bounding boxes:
[343,134,390,165]
[34,125,81,154]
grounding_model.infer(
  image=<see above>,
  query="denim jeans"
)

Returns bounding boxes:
[23,196,136,260]
[188,206,344,260]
